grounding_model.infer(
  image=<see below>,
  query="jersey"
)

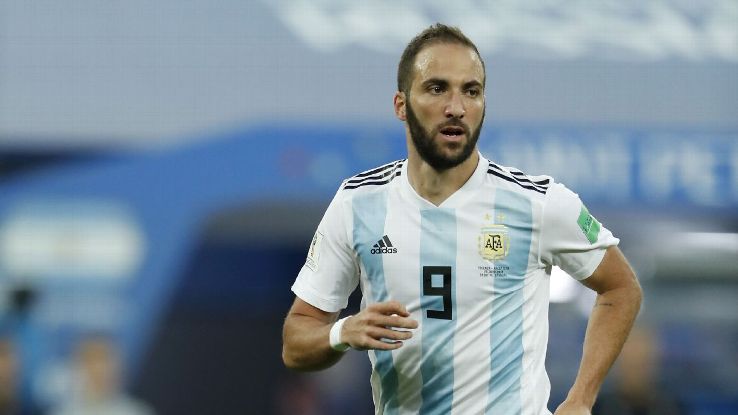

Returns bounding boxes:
[291,153,619,415]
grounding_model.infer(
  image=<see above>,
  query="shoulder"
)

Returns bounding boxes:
[321,159,405,216]
[340,159,405,192]
[539,179,593,235]
[485,160,552,197]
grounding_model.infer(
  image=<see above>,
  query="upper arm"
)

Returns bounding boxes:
[580,246,640,294]
[540,183,620,280]
[291,189,360,312]
[286,296,339,325]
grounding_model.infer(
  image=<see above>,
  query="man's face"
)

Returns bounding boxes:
[401,42,485,171]
[78,339,120,399]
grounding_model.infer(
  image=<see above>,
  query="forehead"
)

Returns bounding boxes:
[412,42,484,86]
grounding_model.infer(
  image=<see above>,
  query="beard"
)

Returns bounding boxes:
[406,99,483,172]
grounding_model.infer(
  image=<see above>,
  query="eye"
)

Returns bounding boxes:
[466,89,481,97]
[429,85,444,94]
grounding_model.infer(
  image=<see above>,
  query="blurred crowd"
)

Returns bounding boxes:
[0,330,154,415]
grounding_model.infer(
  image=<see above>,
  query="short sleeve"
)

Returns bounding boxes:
[539,182,619,280]
[291,188,359,312]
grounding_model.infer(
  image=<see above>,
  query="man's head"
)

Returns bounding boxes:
[76,335,122,400]
[394,24,486,171]
[397,24,485,96]
[0,338,18,407]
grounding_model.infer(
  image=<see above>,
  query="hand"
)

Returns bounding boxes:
[553,400,591,415]
[341,301,418,351]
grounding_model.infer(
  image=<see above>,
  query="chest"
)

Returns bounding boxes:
[352,196,538,307]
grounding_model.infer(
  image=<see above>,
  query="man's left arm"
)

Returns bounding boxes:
[554,246,643,415]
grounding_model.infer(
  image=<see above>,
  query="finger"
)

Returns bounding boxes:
[367,326,413,341]
[390,314,418,329]
[342,315,409,345]
[373,314,418,330]
[362,338,404,351]
[369,301,409,316]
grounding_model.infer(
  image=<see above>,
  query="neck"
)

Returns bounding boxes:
[406,140,479,206]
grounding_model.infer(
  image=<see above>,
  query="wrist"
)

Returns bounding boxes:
[564,387,597,409]
[329,316,352,352]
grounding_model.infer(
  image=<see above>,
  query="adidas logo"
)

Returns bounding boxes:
[371,235,397,255]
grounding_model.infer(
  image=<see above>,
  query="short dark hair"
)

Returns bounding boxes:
[397,23,485,94]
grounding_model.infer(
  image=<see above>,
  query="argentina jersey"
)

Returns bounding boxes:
[292,153,619,415]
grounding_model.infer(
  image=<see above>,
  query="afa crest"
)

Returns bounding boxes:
[479,224,510,260]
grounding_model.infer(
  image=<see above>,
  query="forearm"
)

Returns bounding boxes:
[566,283,642,408]
[282,313,344,371]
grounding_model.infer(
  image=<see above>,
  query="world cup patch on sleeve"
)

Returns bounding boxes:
[306,231,324,271]
[577,205,601,244]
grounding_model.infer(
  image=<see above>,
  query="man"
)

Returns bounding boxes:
[282,23,642,415]
[0,335,24,415]
[50,335,155,415]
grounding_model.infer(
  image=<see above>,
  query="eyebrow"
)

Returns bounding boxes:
[420,78,484,89]
[463,80,484,89]
[421,78,448,89]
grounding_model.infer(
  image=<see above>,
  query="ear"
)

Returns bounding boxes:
[393,91,407,121]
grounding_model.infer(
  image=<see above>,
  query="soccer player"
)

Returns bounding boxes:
[282,23,642,415]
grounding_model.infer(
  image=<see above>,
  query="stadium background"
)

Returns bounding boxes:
[0,1,737,414]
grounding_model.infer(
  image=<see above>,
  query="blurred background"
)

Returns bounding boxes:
[0,1,737,414]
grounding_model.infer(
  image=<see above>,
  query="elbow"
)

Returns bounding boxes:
[282,345,299,370]
[633,280,644,309]
[627,273,644,312]
[282,320,302,370]
[282,343,334,372]
[282,345,310,372]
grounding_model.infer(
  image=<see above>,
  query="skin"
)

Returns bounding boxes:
[78,338,121,401]
[0,340,18,410]
[395,42,486,206]
[553,247,642,414]
[282,41,642,415]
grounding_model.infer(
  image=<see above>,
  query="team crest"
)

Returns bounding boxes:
[479,224,510,260]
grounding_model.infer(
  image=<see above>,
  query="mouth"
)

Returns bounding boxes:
[438,126,466,140]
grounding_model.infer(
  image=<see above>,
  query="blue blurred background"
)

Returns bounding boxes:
[0,1,736,414]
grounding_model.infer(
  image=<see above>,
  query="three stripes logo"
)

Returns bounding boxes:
[370,235,397,254]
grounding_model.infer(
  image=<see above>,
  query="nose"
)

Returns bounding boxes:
[444,92,465,119]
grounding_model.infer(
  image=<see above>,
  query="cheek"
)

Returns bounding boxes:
[468,101,485,122]
[414,104,443,127]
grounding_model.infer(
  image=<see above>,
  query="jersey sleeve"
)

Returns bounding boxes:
[539,182,619,280]
[291,187,359,312]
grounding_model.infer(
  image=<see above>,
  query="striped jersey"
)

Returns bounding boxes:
[292,153,618,415]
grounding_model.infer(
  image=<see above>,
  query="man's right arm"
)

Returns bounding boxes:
[282,298,417,371]
[282,298,342,371]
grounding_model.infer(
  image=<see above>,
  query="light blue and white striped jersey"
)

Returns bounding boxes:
[292,153,618,415]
